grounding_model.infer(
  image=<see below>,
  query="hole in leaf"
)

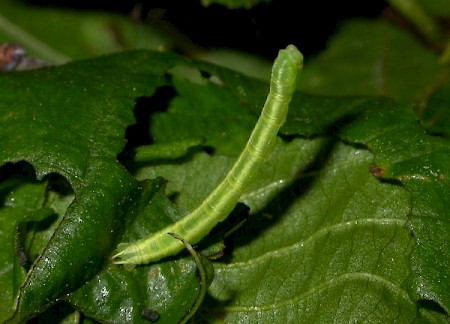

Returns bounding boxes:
[118,85,177,167]
[0,161,36,203]
[417,299,447,315]
[0,161,74,269]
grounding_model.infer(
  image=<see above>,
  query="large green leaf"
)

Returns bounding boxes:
[205,143,425,322]
[0,50,190,322]
[284,94,450,318]
[138,97,449,322]
[135,59,449,321]
[0,34,448,323]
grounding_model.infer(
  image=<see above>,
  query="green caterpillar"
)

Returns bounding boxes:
[113,44,303,265]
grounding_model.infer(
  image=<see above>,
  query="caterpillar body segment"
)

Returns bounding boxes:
[113,45,303,265]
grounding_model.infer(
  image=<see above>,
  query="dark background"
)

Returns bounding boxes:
[22,0,388,58]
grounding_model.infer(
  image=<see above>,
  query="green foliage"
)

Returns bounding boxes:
[416,0,450,17]
[297,19,440,102]
[0,1,449,323]
[0,0,168,62]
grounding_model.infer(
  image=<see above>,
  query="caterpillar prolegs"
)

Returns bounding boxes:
[113,45,303,265]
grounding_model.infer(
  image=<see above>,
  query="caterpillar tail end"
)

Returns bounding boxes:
[112,243,137,270]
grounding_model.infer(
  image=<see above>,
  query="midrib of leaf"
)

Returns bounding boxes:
[213,218,407,268]
[215,272,413,313]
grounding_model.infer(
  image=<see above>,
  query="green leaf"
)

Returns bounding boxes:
[150,75,257,156]
[421,84,450,137]
[283,94,450,317]
[298,19,440,103]
[0,177,47,321]
[417,0,450,17]
[0,50,185,321]
[141,48,449,320]
[0,0,169,63]
[200,48,272,80]
[133,138,205,163]
[67,178,207,323]
[135,139,324,215]
[0,164,75,322]
[0,41,448,323]
[138,99,448,322]
[205,143,427,322]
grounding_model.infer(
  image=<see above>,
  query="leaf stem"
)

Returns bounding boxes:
[167,233,207,324]
[387,0,443,46]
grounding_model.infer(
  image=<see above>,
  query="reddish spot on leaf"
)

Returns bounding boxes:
[369,163,384,177]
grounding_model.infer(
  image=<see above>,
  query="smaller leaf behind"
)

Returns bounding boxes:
[0,180,48,322]
[297,19,440,103]
[0,0,170,62]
